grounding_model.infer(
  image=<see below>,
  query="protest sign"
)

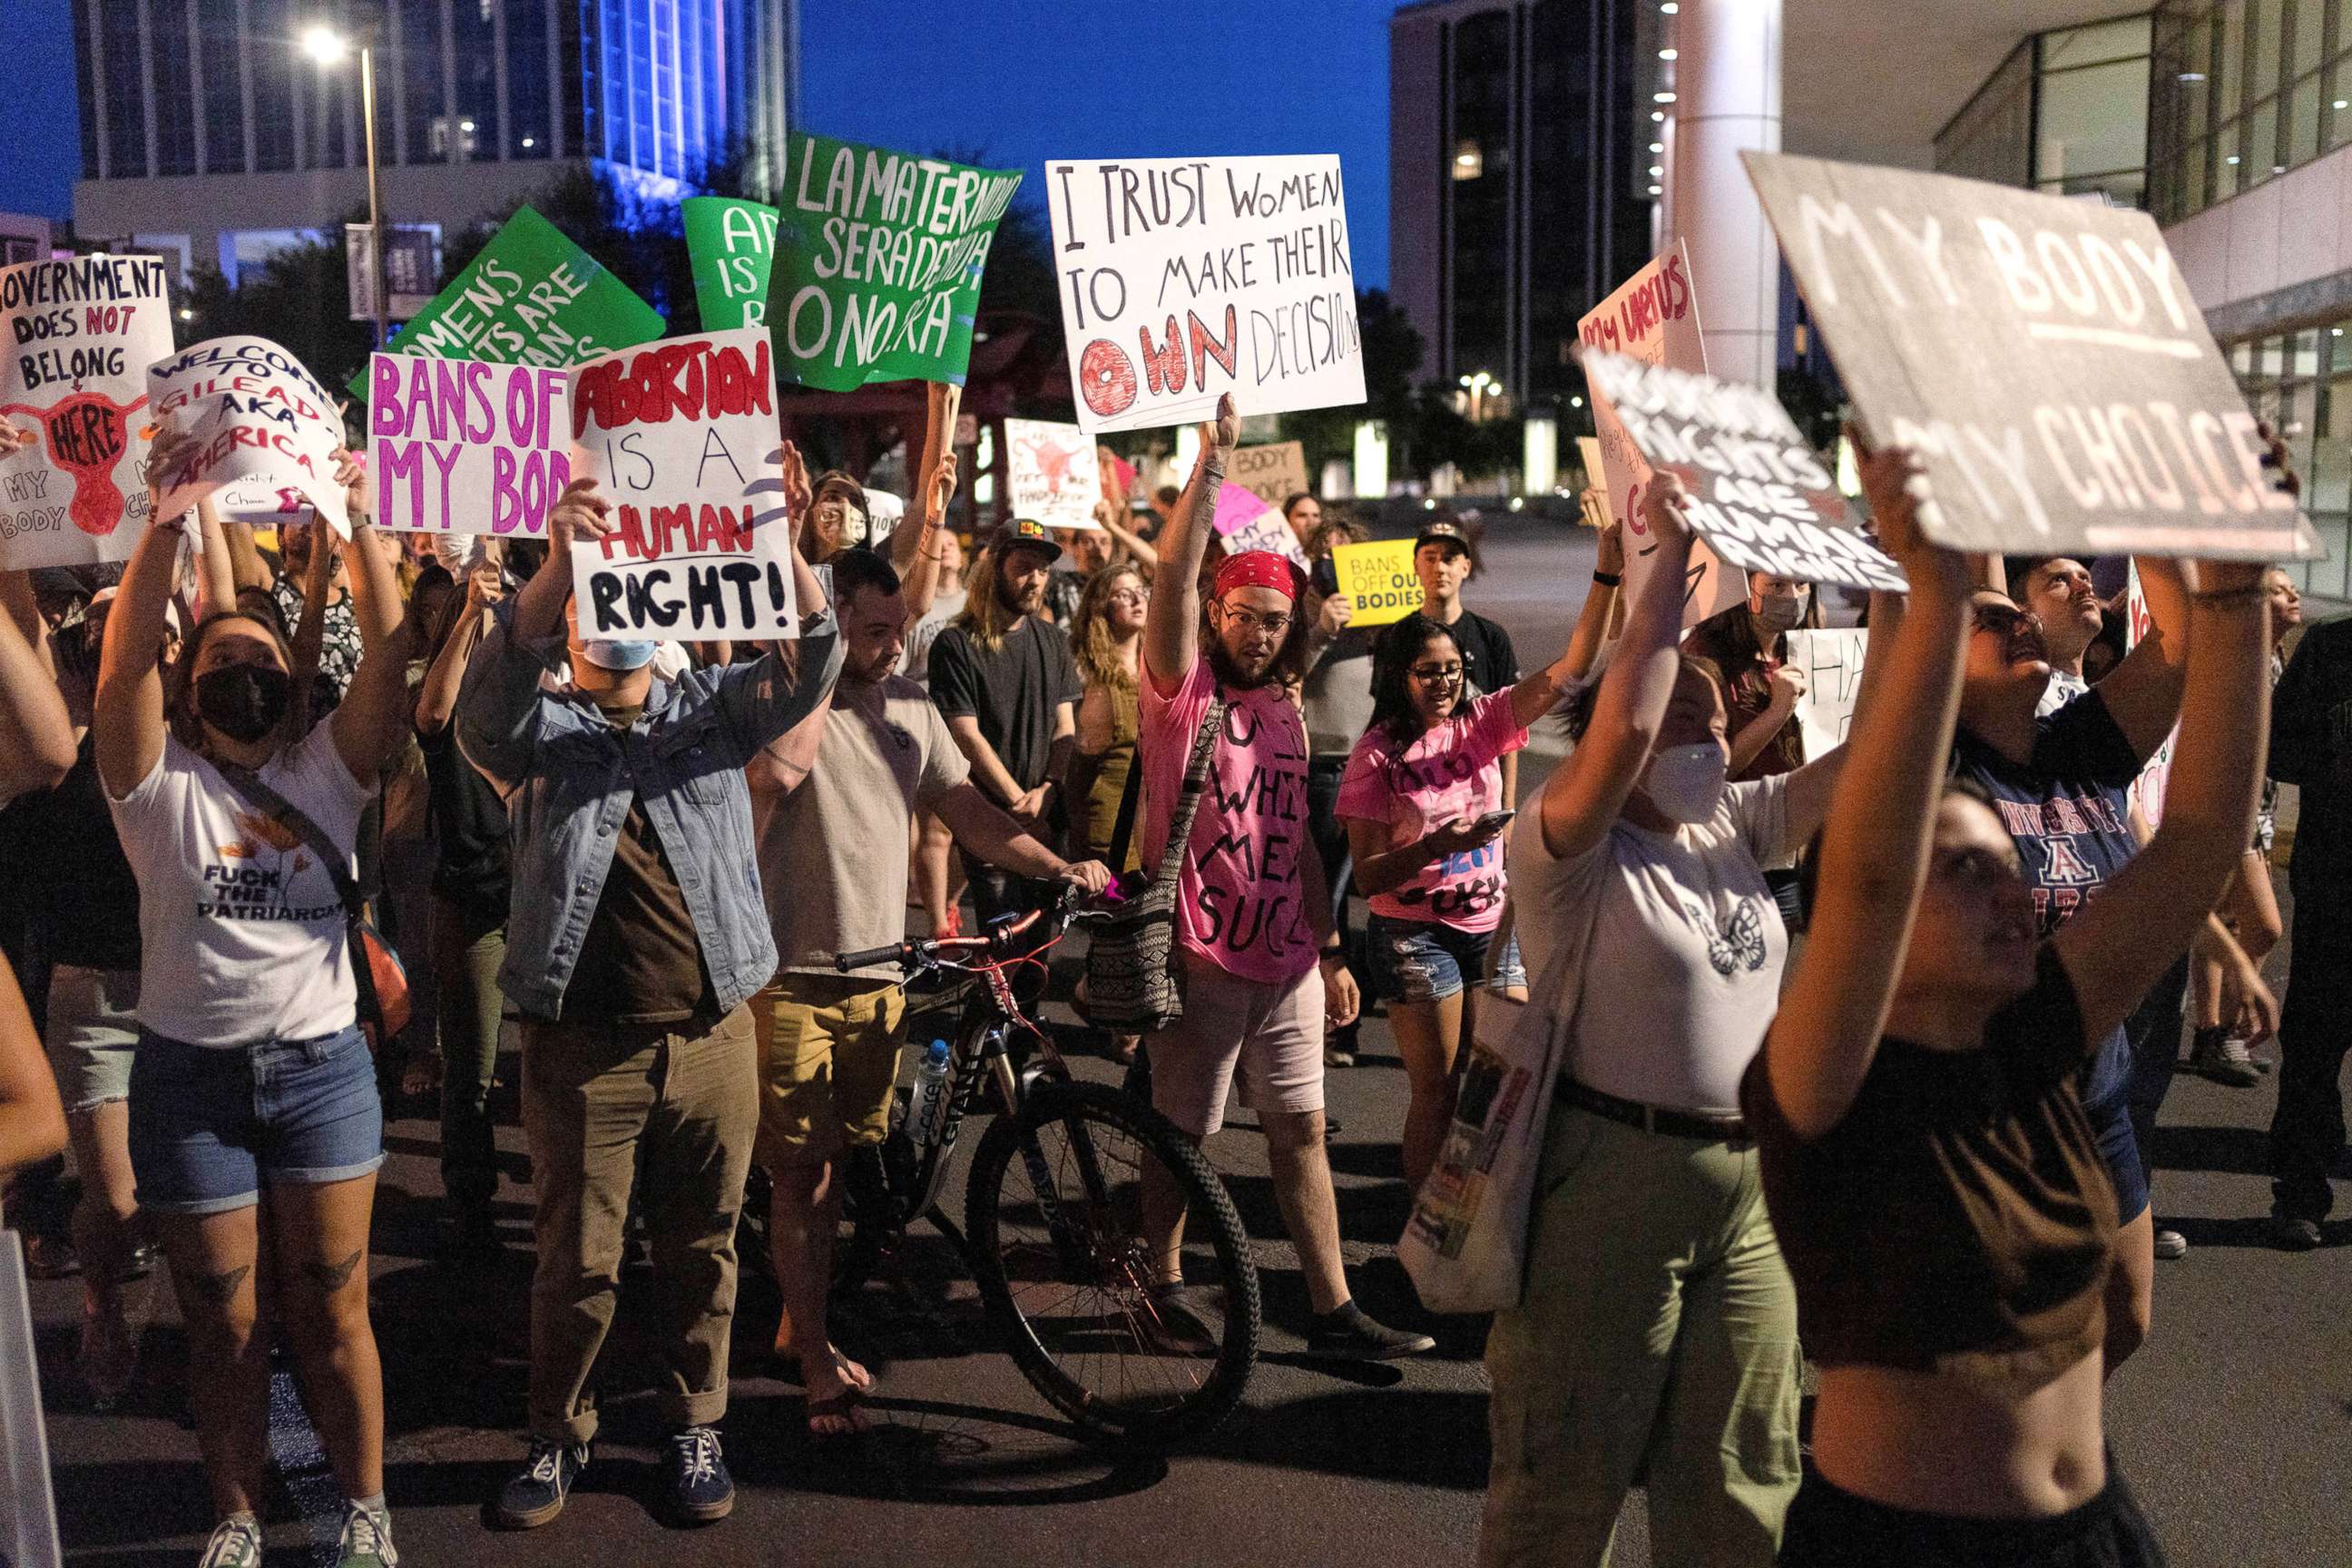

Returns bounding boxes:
[1585,350,1907,593]
[1785,628,1870,760]
[1577,243,1740,626]
[1744,152,2322,561]
[0,252,172,567]
[768,134,1022,391]
[0,1233,61,1568]
[345,222,440,321]
[1232,440,1309,509]
[1005,416,1103,529]
[352,207,665,401]
[568,327,798,642]
[683,197,779,330]
[1045,154,1367,433]
[2124,562,2175,824]
[213,479,310,524]
[367,353,573,536]
[149,336,349,535]
[1211,480,1271,537]
[1224,504,1308,569]
[1575,436,1611,524]
[1332,536,1421,626]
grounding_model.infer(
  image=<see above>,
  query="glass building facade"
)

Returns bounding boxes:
[2149,0,2352,224]
[1935,16,2152,205]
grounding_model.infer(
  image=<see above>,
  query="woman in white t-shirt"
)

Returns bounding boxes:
[95,429,412,1568]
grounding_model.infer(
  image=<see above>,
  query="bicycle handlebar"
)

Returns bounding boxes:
[830,889,1112,974]
[834,943,906,972]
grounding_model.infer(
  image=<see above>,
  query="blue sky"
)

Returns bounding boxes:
[0,0,1396,286]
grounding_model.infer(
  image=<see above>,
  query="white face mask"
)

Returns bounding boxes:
[1641,741,1730,825]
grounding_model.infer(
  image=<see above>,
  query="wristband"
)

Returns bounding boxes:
[1592,570,1622,587]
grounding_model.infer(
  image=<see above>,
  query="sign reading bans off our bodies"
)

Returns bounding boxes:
[1330,537,1420,627]
[1046,154,1367,433]
[1745,152,2322,561]
[568,327,799,642]
[1584,351,1908,593]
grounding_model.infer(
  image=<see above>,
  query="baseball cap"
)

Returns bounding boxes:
[999,515,1063,564]
[1415,520,1474,555]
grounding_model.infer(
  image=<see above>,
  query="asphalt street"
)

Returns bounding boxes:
[29,512,2352,1568]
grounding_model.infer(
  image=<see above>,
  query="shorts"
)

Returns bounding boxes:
[750,975,908,1166]
[44,965,141,1114]
[1490,930,1527,992]
[1366,913,1494,1005]
[1778,1461,2163,1567]
[128,1024,385,1217]
[1146,953,1325,1138]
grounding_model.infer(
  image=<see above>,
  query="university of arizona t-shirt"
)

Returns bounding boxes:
[1335,690,1528,933]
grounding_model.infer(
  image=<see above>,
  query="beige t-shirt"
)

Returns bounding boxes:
[760,672,970,980]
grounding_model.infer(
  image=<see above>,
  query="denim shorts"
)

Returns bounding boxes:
[1367,913,1501,1004]
[128,1024,385,1217]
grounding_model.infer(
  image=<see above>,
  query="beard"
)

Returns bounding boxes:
[1207,634,1279,691]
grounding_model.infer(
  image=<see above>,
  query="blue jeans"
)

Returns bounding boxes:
[128,1024,384,1216]
[1367,913,1494,1004]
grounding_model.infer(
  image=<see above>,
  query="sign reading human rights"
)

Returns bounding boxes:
[1585,351,1908,593]
[1744,152,2322,561]
[1005,416,1103,530]
[1045,154,1366,432]
[766,134,1022,391]
[367,354,573,536]
[567,327,799,642]
[148,336,349,535]
[683,197,779,330]
[0,253,173,567]
[1331,537,1420,627]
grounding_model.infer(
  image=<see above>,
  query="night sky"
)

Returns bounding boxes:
[0,0,1396,286]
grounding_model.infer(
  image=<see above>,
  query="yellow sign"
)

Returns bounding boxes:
[1331,538,1423,627]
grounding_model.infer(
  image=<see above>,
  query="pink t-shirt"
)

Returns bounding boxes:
[1335,690,1528,932]
[1138,655,1319,985]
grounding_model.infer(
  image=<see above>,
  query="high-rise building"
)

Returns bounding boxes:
[1388,0,1662,414]
[71,0,797,288]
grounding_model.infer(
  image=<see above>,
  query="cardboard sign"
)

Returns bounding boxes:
[366,354,573,536]
[1232,439,1309,509]
[2124,561,2175,824]
[1045,154,1367,433]
[1224,504,1308,569]
[1785,627,1870,760]
[569,327,797,641]
[149,336,349,535]
[683,197,779,330]
[1586,351,1907,593]
[1004,416,1103,530]
[1332,536,1421,626]
[1575,435,1611,525]
[768,134,1023,391]
[352,206,666,401]
[0,253,173,567]
[1744,152,2322,561]
[0,1233,61,1568]
[1577,243,1740,626]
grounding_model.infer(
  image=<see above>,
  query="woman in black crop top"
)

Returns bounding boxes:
[1744,450,2274,1566]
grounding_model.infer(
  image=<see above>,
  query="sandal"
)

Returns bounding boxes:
[806,1391,870,1441]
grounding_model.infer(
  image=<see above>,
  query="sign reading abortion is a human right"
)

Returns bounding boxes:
[1745,152,2322,561]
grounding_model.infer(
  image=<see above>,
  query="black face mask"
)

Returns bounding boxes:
[193,663,290,744]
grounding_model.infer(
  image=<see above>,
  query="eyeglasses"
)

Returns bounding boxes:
[1218,605,1294,637]
[1409,662,1465,682]
[1970,603,2043,637]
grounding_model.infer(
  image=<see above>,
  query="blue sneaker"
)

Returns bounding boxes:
[664,1426,734,1524]
[493,1438,588,1530]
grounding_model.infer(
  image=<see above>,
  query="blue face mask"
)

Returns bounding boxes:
[580,638,658,671]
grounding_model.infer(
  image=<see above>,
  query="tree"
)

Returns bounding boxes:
[1279,288,1425,479]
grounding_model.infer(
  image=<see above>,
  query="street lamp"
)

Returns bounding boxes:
[302,18,387,350]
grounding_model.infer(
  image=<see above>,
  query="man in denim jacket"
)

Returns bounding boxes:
[457,476,841,1531]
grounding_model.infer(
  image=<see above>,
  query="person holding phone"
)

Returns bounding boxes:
[1337,607,1601,1191]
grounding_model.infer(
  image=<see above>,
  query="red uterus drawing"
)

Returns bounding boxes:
[0,391,147,537]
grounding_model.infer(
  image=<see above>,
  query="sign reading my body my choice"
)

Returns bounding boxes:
[1046,155,1367,433]
[1744,152,2323,561]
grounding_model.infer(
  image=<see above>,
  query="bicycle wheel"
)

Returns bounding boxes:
[965,1078,1259,1447]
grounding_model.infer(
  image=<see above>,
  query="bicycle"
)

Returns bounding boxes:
[817,894,1261,1448]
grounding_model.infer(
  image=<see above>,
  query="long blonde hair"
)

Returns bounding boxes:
[953,539,1026,651]
[1073,564,1143,694]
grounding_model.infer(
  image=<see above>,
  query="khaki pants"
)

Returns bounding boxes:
[519,1004,759,1445]
[1479,1099,1801,1568]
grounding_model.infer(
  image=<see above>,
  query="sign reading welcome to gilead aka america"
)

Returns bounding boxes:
[1744,152,2322,561]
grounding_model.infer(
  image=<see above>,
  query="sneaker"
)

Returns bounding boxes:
[1305,1300,1436,1360]
[196,1515,263,1568]
[336,1503,397,1568]
[2190,1028,2261,1087]
[2153,1227,2188,1260]
[664,1426,734,1524]
[2268,1212,2324,1251]
[1137,1282,1221,1357]
[1323,1045,1356,1068]
[493,1438,588,1530]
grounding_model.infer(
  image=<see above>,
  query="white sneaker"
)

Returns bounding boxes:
[196,1516,263,1568]
[336,1502,397,1568]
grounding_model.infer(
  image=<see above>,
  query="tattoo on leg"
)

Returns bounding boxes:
[191,1264,250,1306]
[304,1249,364,1293]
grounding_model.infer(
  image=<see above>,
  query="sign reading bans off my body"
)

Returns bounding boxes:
[1744,152,2322,561]
[1584,351,1907,593]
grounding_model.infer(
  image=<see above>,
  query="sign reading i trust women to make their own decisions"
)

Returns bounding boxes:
[0,253,173,567]
[567,327,799,642]
[1744,152,2322,561]
[1584,351,1909,593]
[148,336,349,535]
[1046,155,1366,433]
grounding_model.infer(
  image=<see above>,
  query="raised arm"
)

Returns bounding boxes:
[0,956,64,1181]
[415,555,501,737]
[218,509,275,593]
[93,427,197,799]
[0,579,72,804]
[2092,554,2190,762]
[1761,450,1974,1138]
[892,382,960,619]
[191,496,239,621]
[1143,394,1238,692]
[457,480,611,791]
[1508,557,1620,730]
[1558,520,1623,684]
[326,455,413,782]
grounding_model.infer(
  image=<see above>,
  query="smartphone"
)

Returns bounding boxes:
[1471,808,1517,836]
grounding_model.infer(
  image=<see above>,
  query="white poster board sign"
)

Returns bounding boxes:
[1045,154,1367,432]
[1004,416,1104,530]
[1785,628,1870,760]
[1224,505,1309,569]
[2124,561,2175,824]
[0,1232,61,1568]
[148,336,349,535]
[367,354,573,536]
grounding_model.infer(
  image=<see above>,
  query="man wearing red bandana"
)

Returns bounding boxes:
[1135,394,1435,1361]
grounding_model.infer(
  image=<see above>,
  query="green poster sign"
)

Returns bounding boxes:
[766,134,1023,390]
[683,197,779,331]
[348,205,665,400]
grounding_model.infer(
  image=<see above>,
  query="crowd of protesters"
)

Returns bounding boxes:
[0,371,2340,1568]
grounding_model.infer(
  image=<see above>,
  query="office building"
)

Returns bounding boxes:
[71,0,797,288]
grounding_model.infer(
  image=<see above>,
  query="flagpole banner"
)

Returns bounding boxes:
[683,197,780,330]
[149,336,350,536]
[1045,154,1366,433]
[0,253,173,567]
[1743,151,2322,560]
[1005,417,1104,529]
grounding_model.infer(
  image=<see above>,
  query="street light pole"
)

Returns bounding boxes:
[359,39,387,351]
